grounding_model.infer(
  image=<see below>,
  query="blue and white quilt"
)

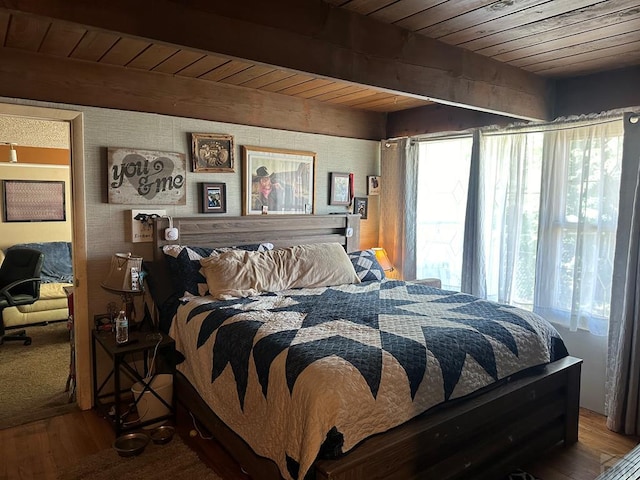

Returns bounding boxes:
[170,280,568,480]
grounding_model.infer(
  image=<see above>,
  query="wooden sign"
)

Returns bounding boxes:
[108,147,186,204]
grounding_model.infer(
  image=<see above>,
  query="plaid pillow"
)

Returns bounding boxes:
[347,249,386,282]
[162,243,274,297]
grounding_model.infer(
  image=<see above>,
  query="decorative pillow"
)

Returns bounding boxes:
[162,243,273,297]
[200,243,360,300]
[348,249,386,282]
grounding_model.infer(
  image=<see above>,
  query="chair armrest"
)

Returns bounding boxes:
[0,277,42,306]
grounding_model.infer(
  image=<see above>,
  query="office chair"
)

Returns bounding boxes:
[0,248,44,346]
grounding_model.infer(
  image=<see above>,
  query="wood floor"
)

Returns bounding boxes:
[0,407,637,480]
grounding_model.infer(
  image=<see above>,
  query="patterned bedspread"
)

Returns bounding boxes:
[169,280,568,480]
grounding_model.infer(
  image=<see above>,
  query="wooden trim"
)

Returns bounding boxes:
[0,145,69,165]
[0,0,553,120]
[153,214,362,262]
[0,48,386,141]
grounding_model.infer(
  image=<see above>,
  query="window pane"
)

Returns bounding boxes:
[416,137,472,291]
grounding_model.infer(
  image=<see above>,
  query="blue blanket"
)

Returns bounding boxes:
[8,241,73,283]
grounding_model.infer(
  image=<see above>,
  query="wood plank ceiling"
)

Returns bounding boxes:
[1,0,639,114]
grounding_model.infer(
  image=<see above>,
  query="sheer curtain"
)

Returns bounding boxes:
[379,138,418,280]
[465,116,624,333]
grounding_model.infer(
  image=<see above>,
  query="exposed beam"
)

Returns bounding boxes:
[387,104,514,138]
[0,0,553,121]
[0,48,385,140]
[555,66,640,118]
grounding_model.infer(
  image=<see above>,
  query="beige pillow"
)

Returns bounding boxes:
[200,243,360,299]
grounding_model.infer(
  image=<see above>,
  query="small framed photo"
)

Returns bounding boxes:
[191,133,234,173]
[367,175,380,196]
[201,182,227,213]
[330,172,351,206]
[354,197,368,220]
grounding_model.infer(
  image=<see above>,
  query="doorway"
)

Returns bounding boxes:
[0,103,89,427]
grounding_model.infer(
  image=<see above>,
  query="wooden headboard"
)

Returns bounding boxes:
[152,214,361,262]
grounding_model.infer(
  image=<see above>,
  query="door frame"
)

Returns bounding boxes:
[0,102,90,410]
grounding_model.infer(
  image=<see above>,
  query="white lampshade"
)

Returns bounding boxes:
[101,253,143,292]
[372,247,394,271]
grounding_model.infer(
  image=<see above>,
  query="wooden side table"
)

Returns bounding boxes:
[92,329,176,435]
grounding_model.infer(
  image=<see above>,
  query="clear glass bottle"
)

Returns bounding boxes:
[115,310,129,344]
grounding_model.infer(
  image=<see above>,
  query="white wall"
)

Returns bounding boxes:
[555,325,608,413]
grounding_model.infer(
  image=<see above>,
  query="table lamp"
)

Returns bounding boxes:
[372,247,394,272]
[101,252,143,324]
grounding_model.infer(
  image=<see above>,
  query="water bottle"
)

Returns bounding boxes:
[115,310,129,344]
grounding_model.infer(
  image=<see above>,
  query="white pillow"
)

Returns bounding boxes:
[200,243,360,299]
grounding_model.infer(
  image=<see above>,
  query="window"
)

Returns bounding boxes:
[416,137,472,291]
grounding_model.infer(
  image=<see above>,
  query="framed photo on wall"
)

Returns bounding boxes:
[367,175,380,195]
[330,172,351,206]
[201,183,227,213]
[3,180,66,222]
[242,146,316,215]
[354,197,368,219]
[191,133,234,173]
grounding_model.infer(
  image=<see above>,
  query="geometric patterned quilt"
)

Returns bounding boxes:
[169,280,568,480]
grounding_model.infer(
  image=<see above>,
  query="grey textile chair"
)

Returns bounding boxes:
[0,248,44,346]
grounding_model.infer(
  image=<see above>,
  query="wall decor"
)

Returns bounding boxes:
[131,209,166,243]
[3,179,66,222]
[367,175,380,195]
[242,146,316,215]
[191,133,234,173]
[108,147,186,205]
[354,197,369,220]
[201,182,227,214]
[330,172,351,206]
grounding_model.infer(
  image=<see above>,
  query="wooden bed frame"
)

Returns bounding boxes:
[152,214,582,480]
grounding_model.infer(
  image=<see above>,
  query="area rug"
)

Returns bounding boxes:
[57,435,223,480]
[0,321,76,429]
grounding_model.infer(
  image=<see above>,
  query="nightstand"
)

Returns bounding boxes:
[92,330,176,435]
[412,278,442,288]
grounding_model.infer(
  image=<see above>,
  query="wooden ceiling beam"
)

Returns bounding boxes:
[0,48,386,140]
[0,0,554,121]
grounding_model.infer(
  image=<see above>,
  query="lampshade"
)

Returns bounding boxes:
[101,252,143,292]
[372,247,394,271]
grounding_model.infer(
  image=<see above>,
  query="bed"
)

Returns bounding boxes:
[150,214,581,480]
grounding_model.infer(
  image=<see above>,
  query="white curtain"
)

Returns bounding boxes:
[379,138,418,280]
[469,116,624,333]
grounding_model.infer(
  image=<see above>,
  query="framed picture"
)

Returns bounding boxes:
[367,175,381,195]
[242,146,316,215]
[3,180,66,222]
[131,209,166,243]
[191,133,234,173]
[201,183,227,213]
[354,197,368,220]
[107,147,186,205]
[330,172,351,206]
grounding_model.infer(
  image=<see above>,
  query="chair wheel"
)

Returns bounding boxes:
[24,339,32,346]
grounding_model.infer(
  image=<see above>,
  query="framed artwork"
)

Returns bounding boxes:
[367,175,381,195]
[107,147,186,205]
[3,180,66,222]
[242,146,316,215]
[201,182,227,214]
[354,197,368,220]
[330,172,350,206]
[191,133,234,173]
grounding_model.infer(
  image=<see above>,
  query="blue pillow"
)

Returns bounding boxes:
[162,243,274,296]
[348,249,385,282]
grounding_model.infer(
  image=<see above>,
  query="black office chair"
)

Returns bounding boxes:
[0,248,44,346]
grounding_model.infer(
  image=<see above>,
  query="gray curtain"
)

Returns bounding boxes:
[379,138,418,280]
[606,112,640,434]
[461,131,485,296]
